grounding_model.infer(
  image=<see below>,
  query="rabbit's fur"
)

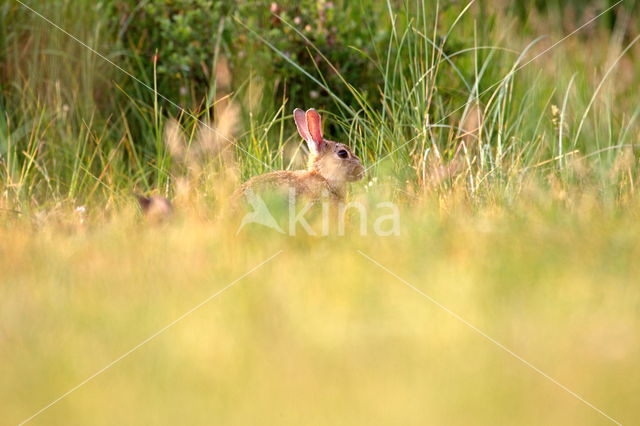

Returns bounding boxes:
[136,194,173,222]
[236,108,364,201]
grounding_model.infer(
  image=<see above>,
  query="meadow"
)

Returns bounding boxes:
[1,0,640,424]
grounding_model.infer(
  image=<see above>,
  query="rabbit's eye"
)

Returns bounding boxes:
[337,149,349,159]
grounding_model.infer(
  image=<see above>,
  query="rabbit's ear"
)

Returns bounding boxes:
[136,194,152,212]
[294,108,312,143]
[305,108,324,153]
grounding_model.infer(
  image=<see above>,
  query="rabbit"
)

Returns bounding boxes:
[235,108,364,202]
[136,194,173,223]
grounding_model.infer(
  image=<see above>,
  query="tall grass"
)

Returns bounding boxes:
[1,0,639,210]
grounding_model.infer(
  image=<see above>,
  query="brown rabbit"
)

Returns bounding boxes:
[136,194,173,223]
[236,108,364,201]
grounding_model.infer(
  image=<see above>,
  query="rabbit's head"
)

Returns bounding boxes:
[293,108,365,184]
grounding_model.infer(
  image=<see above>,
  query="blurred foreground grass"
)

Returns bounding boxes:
[1,185,639,425]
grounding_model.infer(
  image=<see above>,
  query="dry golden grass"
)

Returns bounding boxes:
[1,182,639,425]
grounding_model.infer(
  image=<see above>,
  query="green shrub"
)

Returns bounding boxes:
[114,1,386,116]
[114,0,232,101]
